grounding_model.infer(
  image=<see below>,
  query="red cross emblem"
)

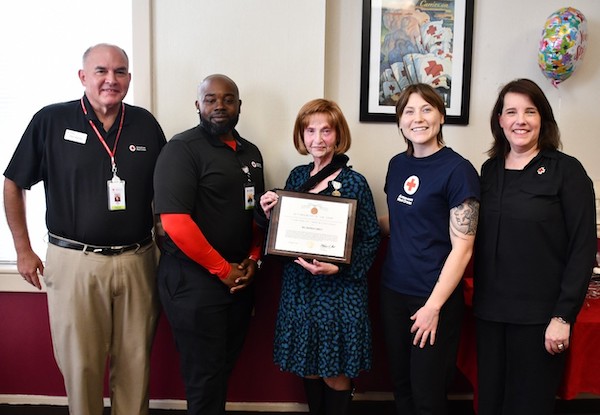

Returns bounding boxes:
[404,175,420,195]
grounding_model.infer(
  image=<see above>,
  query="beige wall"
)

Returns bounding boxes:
[150,0,327,197]
[4,0,598,289]
[150,0,599,216]
[324,0,599,215]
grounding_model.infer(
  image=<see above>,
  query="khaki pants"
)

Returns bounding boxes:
[45,242,159,415]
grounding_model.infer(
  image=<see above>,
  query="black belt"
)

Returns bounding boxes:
[48,235,153,256]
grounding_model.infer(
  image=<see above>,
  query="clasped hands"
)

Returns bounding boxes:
[221,258,258,294]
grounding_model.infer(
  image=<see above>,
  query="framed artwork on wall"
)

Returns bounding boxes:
[360,0,474,124]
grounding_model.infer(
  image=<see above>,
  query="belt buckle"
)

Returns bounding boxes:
[107,246,126,255]
[91,246,122,255]
[89,241,144,255]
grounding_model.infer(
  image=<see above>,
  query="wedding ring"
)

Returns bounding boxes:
[557,343,564,350]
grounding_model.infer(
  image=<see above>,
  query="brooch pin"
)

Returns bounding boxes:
[537,167,546,175]
[331,181,342,197]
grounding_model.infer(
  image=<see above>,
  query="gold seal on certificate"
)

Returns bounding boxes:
[265,190,357,264]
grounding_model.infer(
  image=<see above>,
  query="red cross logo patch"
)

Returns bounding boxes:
[404,175,420,195]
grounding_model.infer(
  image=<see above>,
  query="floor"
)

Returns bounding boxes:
[1,399,600,414]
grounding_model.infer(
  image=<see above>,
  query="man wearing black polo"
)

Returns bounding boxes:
[153,74,265,415]
[3,43,166,415]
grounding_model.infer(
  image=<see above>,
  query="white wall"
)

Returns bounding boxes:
[0,1,133,263]
[151,0,327,194]
[325,0,600,215]
[150,0,599,216]
[2,0,596,271]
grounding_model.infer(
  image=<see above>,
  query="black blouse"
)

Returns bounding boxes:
[473,149,597,324]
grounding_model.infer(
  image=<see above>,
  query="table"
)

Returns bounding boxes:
[456,278,600,410]
[558,283,600,399]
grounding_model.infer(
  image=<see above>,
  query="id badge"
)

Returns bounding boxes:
[244,183,255,210]
[107,178,126,211]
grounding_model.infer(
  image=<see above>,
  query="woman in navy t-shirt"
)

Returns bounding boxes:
[379,83,480,415]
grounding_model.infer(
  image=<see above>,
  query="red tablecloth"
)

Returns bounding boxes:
[558,293,600,399]
[457,278,600,411]
[456,278,478,407]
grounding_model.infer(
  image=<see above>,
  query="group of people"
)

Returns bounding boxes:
[376,79,595,415]
[3,42,597,415]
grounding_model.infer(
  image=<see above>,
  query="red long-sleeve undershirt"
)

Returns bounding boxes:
[160,213,263,279]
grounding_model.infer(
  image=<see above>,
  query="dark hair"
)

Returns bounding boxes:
[395,83,446,156]
[293,99,351,155]
[489,78,561,158]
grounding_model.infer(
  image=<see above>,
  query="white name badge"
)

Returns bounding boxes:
[107,179,126,211]
[64,129,88,144]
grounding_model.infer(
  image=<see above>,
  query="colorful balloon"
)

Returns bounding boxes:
[538,7,587,87]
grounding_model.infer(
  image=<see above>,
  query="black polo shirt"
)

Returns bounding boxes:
[4,95,166,246]
[153,124,265,264]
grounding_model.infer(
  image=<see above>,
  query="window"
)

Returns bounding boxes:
[0,1,132,262]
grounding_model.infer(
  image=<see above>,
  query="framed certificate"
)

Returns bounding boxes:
[265,190,357,264]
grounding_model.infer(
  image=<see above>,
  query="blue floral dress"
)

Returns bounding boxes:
[273,163,380,378]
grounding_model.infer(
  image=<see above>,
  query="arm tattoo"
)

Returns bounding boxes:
[450,198,479,236]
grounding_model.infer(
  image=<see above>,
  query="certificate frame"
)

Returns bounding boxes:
[265,190,357,264]
[359,0,474,124]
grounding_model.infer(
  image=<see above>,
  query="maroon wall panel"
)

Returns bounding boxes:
[1,240,479,402]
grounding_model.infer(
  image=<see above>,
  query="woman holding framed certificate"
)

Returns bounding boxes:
[258,99,380,415]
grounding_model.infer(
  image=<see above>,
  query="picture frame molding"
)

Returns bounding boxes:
[359,0,475,125]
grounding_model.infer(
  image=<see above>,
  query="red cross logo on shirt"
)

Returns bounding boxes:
[404,175,420,195]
